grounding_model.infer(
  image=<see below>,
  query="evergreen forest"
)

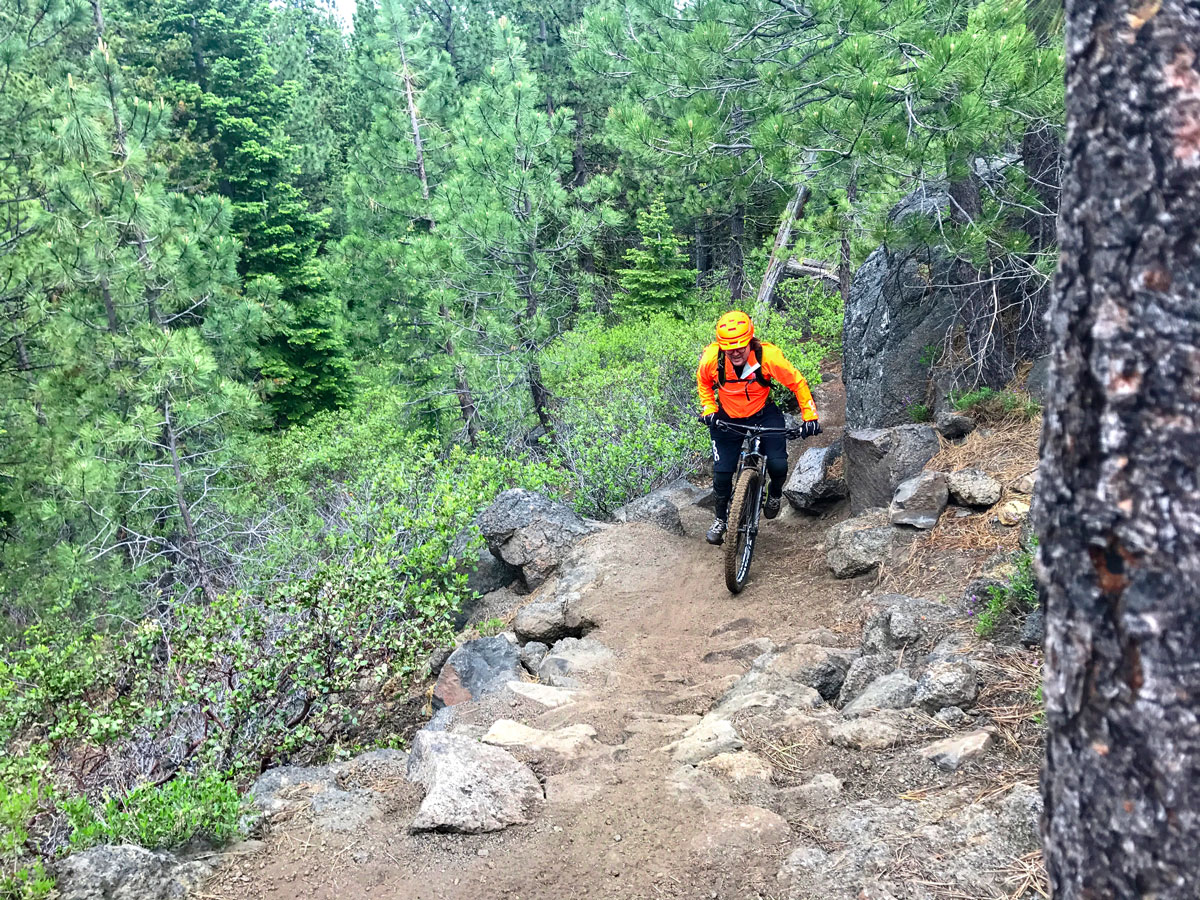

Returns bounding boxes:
[0,0,1064,892]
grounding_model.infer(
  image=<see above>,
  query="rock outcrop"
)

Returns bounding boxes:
[826,508,896,578]
[477,489,599,589]
[407,730,543,833]
[843,188,958,429]
[844,425,940,514]
[889,471,948,529]
[54,845,213,900]
[431,636,523,711]
[782,443,848,512]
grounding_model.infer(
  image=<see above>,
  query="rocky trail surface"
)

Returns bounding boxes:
[193,479,1045,900]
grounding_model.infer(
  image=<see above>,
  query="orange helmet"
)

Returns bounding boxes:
[715,310,754,350]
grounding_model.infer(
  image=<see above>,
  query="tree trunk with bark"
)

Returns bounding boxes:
[754,179,812,317]
[729,205,745,301]
[1038,3,1200,896]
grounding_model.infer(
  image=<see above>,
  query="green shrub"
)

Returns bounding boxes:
[773,279,844,349]
[952,387,1041,421]
[66,772,245,851]
[969,540,1040,636]
[906,402,932,423]
[1,781,54,900]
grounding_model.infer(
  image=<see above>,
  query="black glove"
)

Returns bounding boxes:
[801,418,822,438]
[698,412,719,427]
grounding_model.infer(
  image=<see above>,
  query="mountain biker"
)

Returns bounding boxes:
[697,310,821,545]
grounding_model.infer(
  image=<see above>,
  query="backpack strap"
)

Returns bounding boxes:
[717,339,771,389]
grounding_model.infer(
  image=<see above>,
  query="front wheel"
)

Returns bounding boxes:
[724,468,762,594]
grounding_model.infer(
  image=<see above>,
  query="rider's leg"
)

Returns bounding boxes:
[709,418,742,527]
[757,403,790,499]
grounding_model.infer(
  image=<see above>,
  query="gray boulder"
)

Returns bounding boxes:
[407,730,542,833]
[862,595,958,654]
[843,188,958,429]
[513,601,571,645]
[519,641,549,672]
[54,846,213,900]
[889,472,949,529]
[914,661,981,713]
[844,426,941,514]
[1022,356,1052,403]
[432,636,523,711]
[537,636,615,688]
[826,718,901,752]
[464,545,519,597]
[837,654,896,707]
[947,469,1002,508]
[613,493,685,535]
[763,644,858,701]
[1020,607,1045,649]
[934,706,970,728]
[476,489,599,589]
[936,410,976,440]
[783,443,848,512]
[841,672,918,718]
[653,476,716,510]
[919,730,995,771]
[826,508,896,578]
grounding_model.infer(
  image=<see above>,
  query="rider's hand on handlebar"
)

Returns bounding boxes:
[698,412,719,428]
[800,418,822,438]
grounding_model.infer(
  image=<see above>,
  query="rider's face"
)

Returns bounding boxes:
[728,345,751,366]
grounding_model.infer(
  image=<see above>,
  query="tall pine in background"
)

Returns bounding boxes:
[120,0,354,424]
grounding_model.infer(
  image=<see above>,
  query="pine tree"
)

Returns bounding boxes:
[2,27,259,612]
[266,0,350,217]
[616,195,695,318]
[432,18,613,433]
[114,0,355,425]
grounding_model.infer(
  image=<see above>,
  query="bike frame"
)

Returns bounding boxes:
[712,420,802,591]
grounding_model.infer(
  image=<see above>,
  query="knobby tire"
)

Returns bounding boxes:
[724,468,760,594]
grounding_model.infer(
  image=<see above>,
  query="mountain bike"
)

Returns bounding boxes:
[713,420,806,594]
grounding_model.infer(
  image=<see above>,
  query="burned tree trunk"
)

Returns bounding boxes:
[1038,2,1200,897]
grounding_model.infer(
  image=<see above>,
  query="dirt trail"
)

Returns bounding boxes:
[207,498,873,900]
[206,371,1045,900]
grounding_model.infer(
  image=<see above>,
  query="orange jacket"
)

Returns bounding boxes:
[697,341,818,421]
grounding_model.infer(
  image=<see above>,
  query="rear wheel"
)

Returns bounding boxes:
[724,468,762,593]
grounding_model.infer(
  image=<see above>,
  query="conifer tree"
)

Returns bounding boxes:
[117,0,355,424]
[432,18,613,432]
[2,27,259,611]
[616,194,695,318]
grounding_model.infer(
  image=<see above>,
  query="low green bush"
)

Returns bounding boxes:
[969,540,1040,636]
[1,781,53,900]
[952,386,1041,421]
[65,772,245,851]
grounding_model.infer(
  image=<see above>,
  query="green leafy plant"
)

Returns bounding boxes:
[969,540,1040,636]
[1,781,54,900]
[476,617,507,637]
[66,772,246,851]
[906,402,932,423]
[952,387,1042,421]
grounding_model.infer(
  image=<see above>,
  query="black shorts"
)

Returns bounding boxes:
[708,402,786,474]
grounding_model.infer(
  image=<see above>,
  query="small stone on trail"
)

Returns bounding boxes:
[919,730,995,771]
[826,718,900,751]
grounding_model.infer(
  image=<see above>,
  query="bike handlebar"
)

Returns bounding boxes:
[708,420,806,440]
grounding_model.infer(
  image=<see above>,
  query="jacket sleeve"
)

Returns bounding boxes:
[763,346,818,421]
[696,345,720,415]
